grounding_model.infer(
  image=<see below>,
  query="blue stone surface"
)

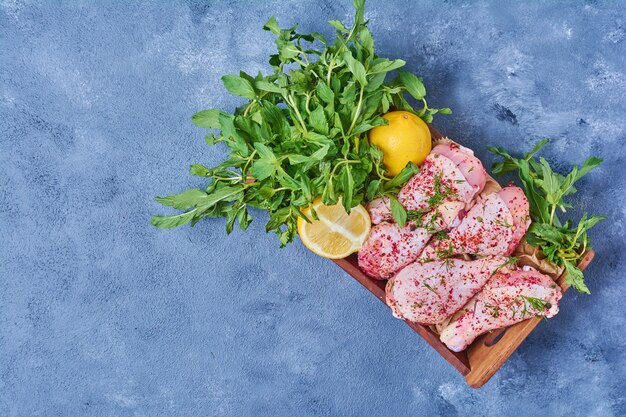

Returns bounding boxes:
[1,1,625,415]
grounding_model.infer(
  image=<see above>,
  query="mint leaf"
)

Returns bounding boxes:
[384,163,419,192]
[389,195,407,227]
[155,189,209,210]
[575,156,603,182]
[316,81,334,104]
[341,165,355,210]
[251,143,279,180]
[359,27,374,54]
[251,160,277,181]
[490,139,604,295]
[192,109,222,129]
[204,133,218,146]
[398,70,426,100]
[221,75,256,99]
[190,164,210,177]
[288,155,311,165]
[255,80,286,95]
[263,16,280,35]
[342,51,367,85]
[328,20,348,32]
[309,106,329,135]
[150,210,197,229]
[369,58,405,74]
[564,260,590,294]
[310,144,330,161]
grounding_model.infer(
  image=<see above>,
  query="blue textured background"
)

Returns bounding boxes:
[1,1,625,416]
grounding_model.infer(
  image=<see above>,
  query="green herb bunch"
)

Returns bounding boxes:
[489,140,605,294]
[151,0,449,246]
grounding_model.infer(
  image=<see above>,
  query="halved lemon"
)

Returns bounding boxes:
[297,198,371,259]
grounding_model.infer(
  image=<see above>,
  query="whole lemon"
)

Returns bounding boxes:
[368,111,432,176]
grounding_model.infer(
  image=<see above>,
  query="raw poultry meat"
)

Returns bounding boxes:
[367,143,487,225]
[439,268,562,352]
[357,221,432,279]
[420,186,530,259]
[358,144,487,278]
[386,256,513,324]
[358,201,479,279]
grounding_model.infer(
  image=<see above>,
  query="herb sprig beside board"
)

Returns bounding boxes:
[151,0,449,246]
[489,140,605,294]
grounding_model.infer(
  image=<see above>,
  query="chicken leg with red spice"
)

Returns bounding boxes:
[386,256,514,325]
[439,268,562,352]
[420,186,531,259]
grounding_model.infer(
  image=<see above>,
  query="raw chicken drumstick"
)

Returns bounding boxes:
[357,221,431,280]
[386,256,513,324]
[439,268,562,352]
[420,186,530,259]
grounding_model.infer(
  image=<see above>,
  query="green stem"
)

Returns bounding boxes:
[243,101,256,117]
[241,149,257,180]
[330,159,360,178]
[326,60,335,85]
[287,95,308,133]
[347,85,365,135]
[213,176,241,182]
[292,57,307,67]
[300,50,309,65]
[374,163,391,181]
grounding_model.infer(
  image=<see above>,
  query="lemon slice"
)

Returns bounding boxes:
[297,198,371,259]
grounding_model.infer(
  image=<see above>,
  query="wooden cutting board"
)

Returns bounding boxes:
[332,125,595,388]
